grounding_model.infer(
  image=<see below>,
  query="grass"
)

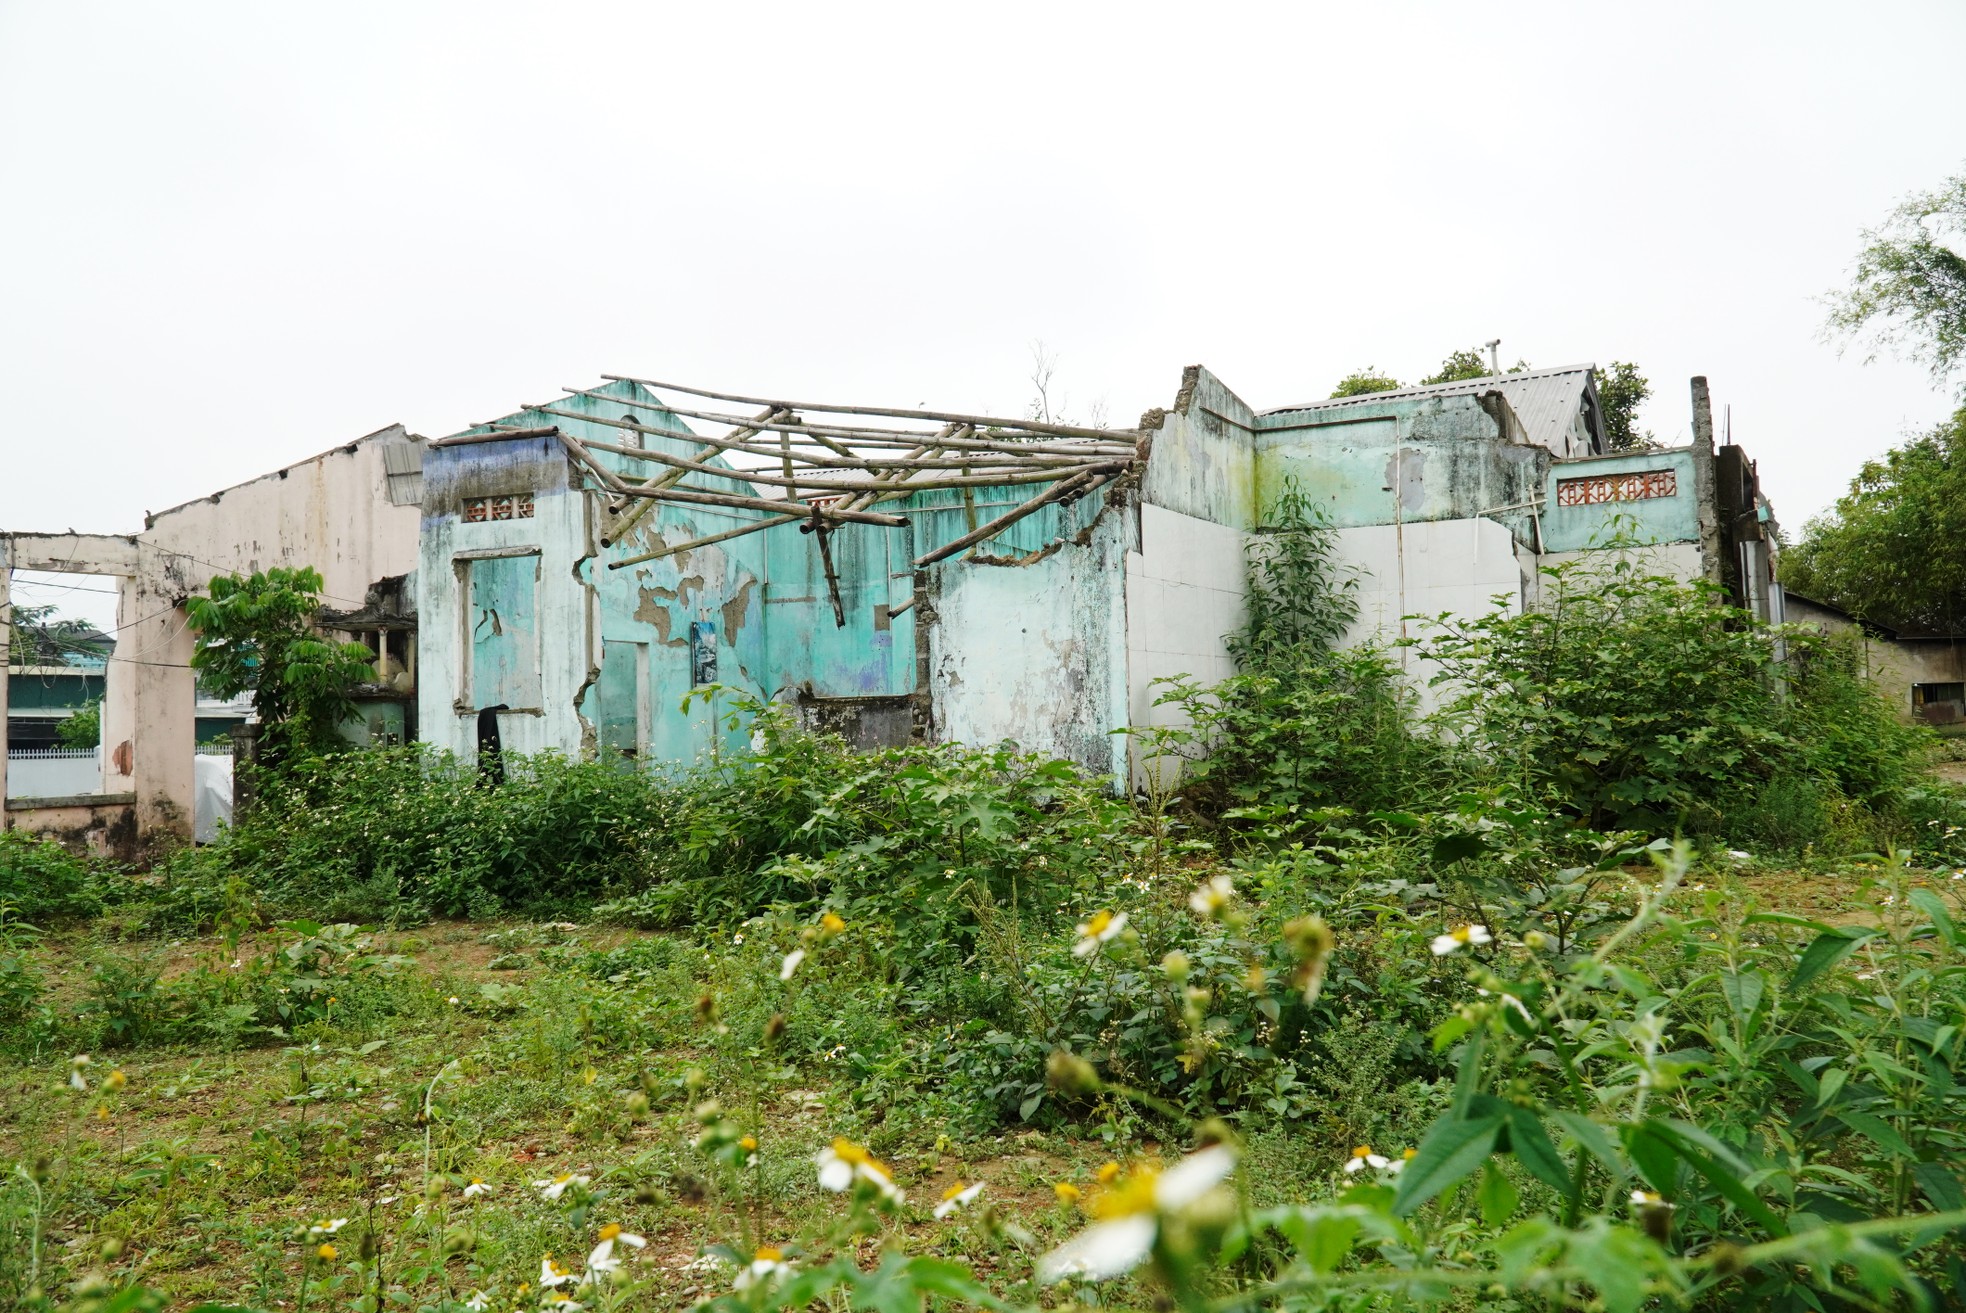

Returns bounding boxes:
[0,919,1132,1308]
[6,853,1932,1310]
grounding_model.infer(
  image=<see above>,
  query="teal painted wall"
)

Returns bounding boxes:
[1538,449,1699,552]
[1250,395,1547,547]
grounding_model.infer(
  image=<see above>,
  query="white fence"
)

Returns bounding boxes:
[5,745,232,799]
[5,748,101,799]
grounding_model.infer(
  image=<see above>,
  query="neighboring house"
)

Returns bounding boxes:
[415,366,1776,782]
[1783,592,1966,727]
[4,648,105,742]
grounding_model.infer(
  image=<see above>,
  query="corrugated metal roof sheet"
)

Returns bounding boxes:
[1261,363,1602,455]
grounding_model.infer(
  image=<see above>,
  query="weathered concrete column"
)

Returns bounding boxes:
[127,557,196,859]
[1689,377,1724,587]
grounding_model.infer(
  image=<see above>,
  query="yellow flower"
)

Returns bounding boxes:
[820,912,846,934]
[1054,1182,1081,1204]
[739,1135,758,1151]
[105,1070,127,1092]
[317,1243,337,1261]
[1096,1161,1121,1185]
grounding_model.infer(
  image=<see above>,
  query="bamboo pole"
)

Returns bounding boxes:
[604,406,787,542]
[575,435,1110,495]
[550,392,1138,458]
[576,431,1092,475]
[622,482,907,527]
[607,512,803,569]
[553,430,630,494]
[840,425,968,512]
[597,373,1137,443]
[913,470,1109,567]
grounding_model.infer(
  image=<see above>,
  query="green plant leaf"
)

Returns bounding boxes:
[1392,1112,1504,1215]
[1432,832,1489,865]
[1620,1123,1679,1194]
[1478,1160,1520,1227]
[1835,1109,1918,1160]
[1908,888,1958,947]
[1550,1109,1624,1174]
[1789,928,1876,992]
[1913,1161,1966,1213]
[1720,970,1765,1024]
[1502,1106,1572,1195]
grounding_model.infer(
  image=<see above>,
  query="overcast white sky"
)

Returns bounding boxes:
[4,2,1963,630]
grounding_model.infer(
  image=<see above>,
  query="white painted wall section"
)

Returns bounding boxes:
[1331,517,1525,712]
[1124,504,1247,781]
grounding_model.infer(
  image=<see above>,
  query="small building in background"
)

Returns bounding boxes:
[1783,592,1966,727]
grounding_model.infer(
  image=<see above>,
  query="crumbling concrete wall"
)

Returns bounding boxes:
[925,506,1133,780]
[69,425,426,854]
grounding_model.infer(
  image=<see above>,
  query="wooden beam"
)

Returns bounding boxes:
[620,483,907,528]
[552,391,1138,458]
[598,373,1140,442]
[606,513,803,569]
[913,470,1109,567]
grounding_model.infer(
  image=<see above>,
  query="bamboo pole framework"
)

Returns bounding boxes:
[441,376,1147,576]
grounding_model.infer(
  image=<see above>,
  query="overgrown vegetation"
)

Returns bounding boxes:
[185,567,377,765]
[6,520,1966,1312]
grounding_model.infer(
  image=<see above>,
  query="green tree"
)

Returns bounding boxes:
[5,603,96,666]
[56,696,101,749]
[1419,347,1531,386]
[185,567,376,763]
[1781,405,1966,634]
[1825,167,1966,394]
[1419,348,1494,385]
[1329,367,1404,398]
[1595,360,1653,451]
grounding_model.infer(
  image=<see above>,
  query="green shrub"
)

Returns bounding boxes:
[1417,552,1922,844]
[0,830,122,923]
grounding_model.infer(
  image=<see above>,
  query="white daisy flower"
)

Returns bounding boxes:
[1431,924,1493,956]
[309,1218,349,1236]
[534,1173,590,1201]
[1343,1146,1391,1174]
[461,1177,492,1198]
[463,1292,490,1312]
[583,1224,646,1278]
[1189,874,1235,918]
[733,1246,795,1291]
[1037,1146,1235,1283]
[779,949,806,981]
[815,1139,905,1202]
[934,1181,985,1219]
[1071,910,1129,958]
[540,1256,576,1288]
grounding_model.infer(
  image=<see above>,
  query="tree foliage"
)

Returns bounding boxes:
[1825,167,1966,393]
[5,602,97,667]
[185,567,375,762]
[55,696,101,750]
[1782,405,1966,634]
[1595,360,1653,451]
[1328,367,1404,398]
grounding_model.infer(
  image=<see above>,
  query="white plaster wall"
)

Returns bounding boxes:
[1331,517,1526,713]
[927,512,1132,780]
[1124,504,1247,784]
[101,430,423,814]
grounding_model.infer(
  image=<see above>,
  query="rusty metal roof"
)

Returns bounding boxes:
[1261,363,1604,454]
